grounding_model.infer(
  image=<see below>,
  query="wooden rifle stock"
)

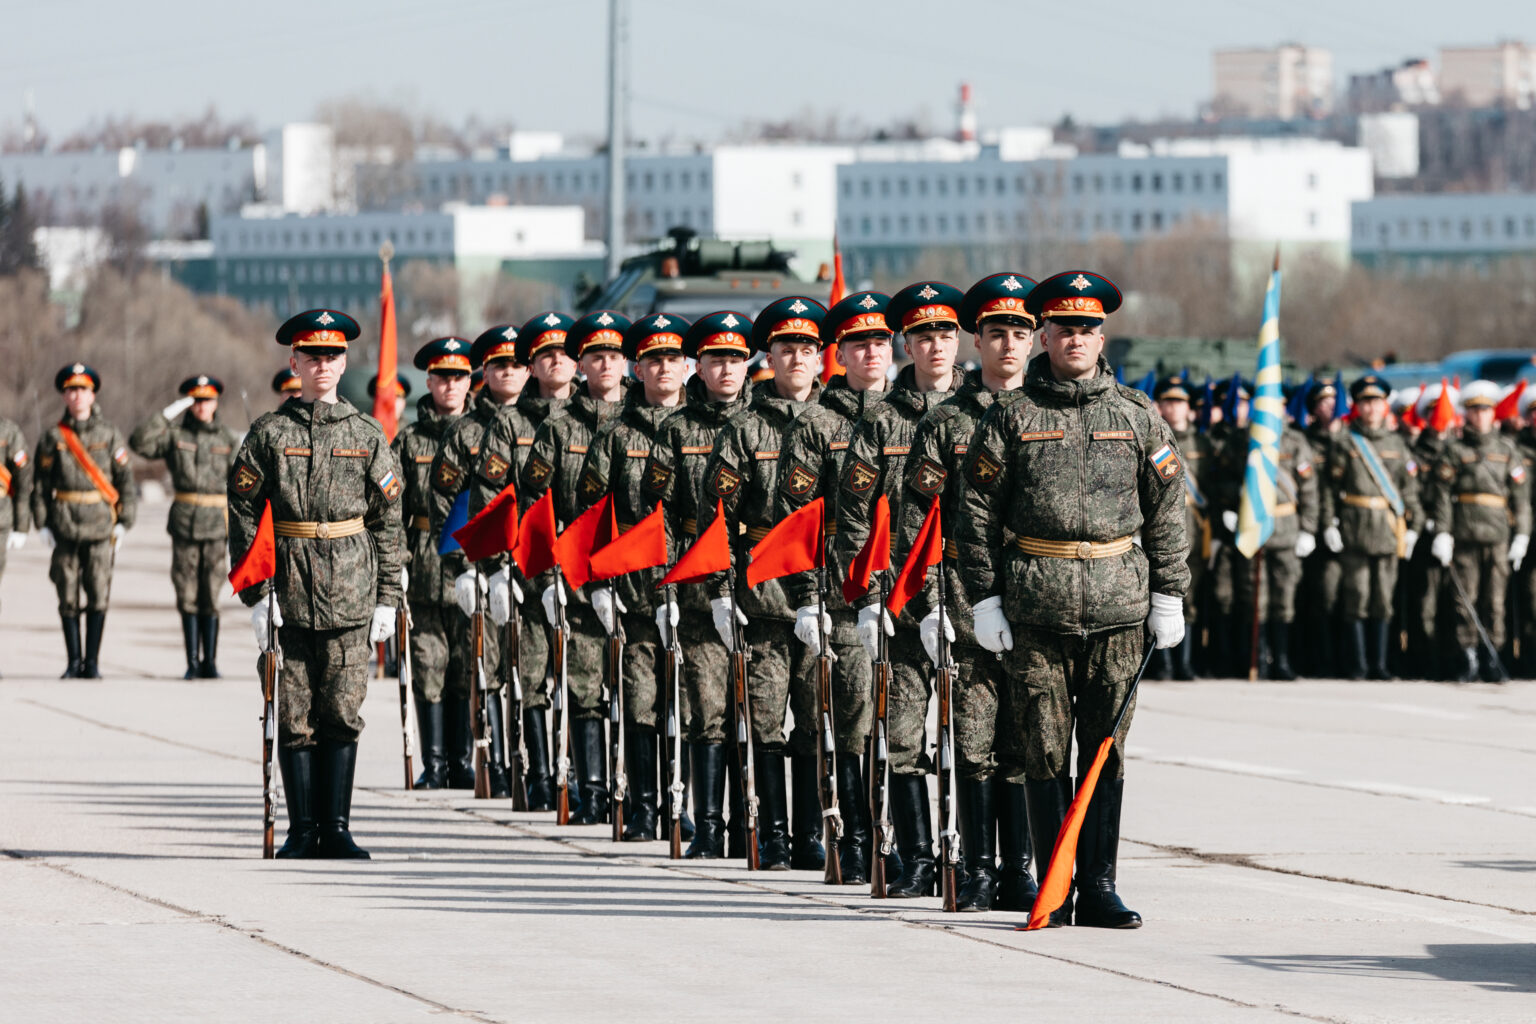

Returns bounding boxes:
[554,594,572,824]
[726,570,759,870]
[396,602,415,790]
[936,572,958,911]
[815,568,842,886]
[260,646,277,859]
[607,593,626,842]
[506,598,529,811]
[869,577,892,897]
[470,588,492,799]
[663,590,684,859]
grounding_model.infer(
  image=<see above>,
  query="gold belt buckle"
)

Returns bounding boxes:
[1077,541,1092,559]
[315,521,331,539]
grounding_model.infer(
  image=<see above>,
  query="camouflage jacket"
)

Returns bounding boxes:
[696,376,821,622]
[835,364,964,628]
[1412,429,1449,532]
[641,375,751,615]
[1208,422,1319,548]
[129,410,239,542]
[0,417,34,534]
[1430,426,1532,546]
[1319,423,1423,556]
[1169,425,1215,560]
[394,396,462,608]
[955,354,1189,634]
[32,410,137,543]
[776,374,889,613]
[429,387,539,578]
[227,398,404,627]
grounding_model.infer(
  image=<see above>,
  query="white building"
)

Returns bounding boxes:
[1358,112,1420,179]
[1213,44,1335,120]
[1439,41,1535,109]
[1351,193,1536,270]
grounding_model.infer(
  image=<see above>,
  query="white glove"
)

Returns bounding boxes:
[1403,529,1419,561]
[111,523,127,551]
[792,605,833,654]
[5,531,25,550]
[161,396,195,420]
[251,598,284,651]
[654,598,680,638]
[1431,532,1454,568]
[972,595,1013,654]
[1293,532,1316,559]
[1323,524,1344,554]
[856,604,894,659]
[1510,533,1529,571]
[369,604,396,643]
[487,567,512,626]
[453,569,479,618]
[710,596,747,648]
[1221,509,1238,534]
[919,608,955,666]
[400,566,409,592]
[1206,536,1222,568]
[1148,592,1185,649]
[591,587,627,633]
[542,581,568,627]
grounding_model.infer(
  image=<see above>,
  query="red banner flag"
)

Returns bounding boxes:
[1024,736,1114,930]
[373,262,400,440]
[514,490,558,578]
[843,493,890,604]
[229,500,277,594]
[556,494,615,590]
[746,497,823,589]
[1427,377,1457,434]
[887,496,941,618]
[452,482,519,563]
[1495,379,1526,422]
[821,236,848,383]
[661,501,732,586]
[591,503,668,581]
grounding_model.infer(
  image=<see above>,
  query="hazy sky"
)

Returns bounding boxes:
[6,0,1534,143]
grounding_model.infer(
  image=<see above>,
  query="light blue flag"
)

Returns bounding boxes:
[438,491,469,555]
[1236,256,1283,558]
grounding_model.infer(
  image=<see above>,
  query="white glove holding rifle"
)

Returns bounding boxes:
[856,604,894,660]
[251,596,283,652]
[919,608,955,666]
[710,595,747,648]
[542,579,568,628]
[591,587,626,633]
[792,605,833,655]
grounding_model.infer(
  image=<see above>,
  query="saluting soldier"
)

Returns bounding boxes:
[33,363,137,679]
[1152,376,1212,681]
[1427,380,1531,682]
[837,280,965,898]
[520,309,633,825]
[957,271,1189,928]
[898,272,1034,911]
[0,412,34,613]
[129,375,240,679]
[228,310,405,859]
[695,307,824,869]
[775,293,885,882]
[641,311,754,858]
[1319,375,1422,681]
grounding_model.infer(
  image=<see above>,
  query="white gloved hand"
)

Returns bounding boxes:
[1294,532,1317,559]
[1206,536,1222,569]
[487,567,512,626]
[1404,529,1420,561]
[792,605,832,654]
[1323,524,1344,554]
[111,523,127,550]
[453,569,479,618]
[591,587,627,633]
[542,580,567,627]
[710,596,747,648]
[856,604,894,659]
[5,531,25,551]
[1510,533,1529,571]
[369,605,396,643]
[1431,532,1454,568]
[161,396,195,420]
[1148,592,1185,649]
[1221,509,1239,534]
[919,608,955,666]
[39,526,54,549]
[400,566,409,592]
[654,598,680,638]
[972,595,1013,654]
[251,598,283,651]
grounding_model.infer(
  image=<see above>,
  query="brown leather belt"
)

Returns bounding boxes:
[1456,493,1506,508]
[55,490,105,504]
[1342,494,1390,510]
[1015,535,1133,559]
[409,514,431,530]
[1275,502,1296,517]
[274,517,366,539]
[175,492,228,508]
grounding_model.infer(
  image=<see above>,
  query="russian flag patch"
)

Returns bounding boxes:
[378,469,402,502]
[1150,443,1180,482]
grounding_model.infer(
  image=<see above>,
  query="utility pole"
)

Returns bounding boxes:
[604,0,627,283]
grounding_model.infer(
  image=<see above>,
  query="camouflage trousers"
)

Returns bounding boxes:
[485,607,552,711]
[274,622,371,747]
[743,619,817,757]
[954,642,1007,781]
[1214,547,1303,623]
[829,612,872,755]
[1339,552,1399,621]
[553,602,606,721]
[1000,625,1144,783]
[408,602,476,703]
[170,537,227,615]
[50,537,115,616]
[679,611,731,743]
[1450,543,1507,649]
[888,630,933,777]
[616,611,688,731]
[1407,549,1443,642]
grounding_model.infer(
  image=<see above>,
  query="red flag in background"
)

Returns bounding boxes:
[591,504,668,581]
[746,497,823,589]
[1428,377,1458,434]
[514,490,558,578]
[821,237,848,383]
[843,494,890,604]
[453,482,519,563]
[661,501,732,586]
[373,261,400,440]
[1495,379,1527,422]
[887,496,942,618]
[229,500,277,594]
[1024,736,1114,930]
[556,494,616,589]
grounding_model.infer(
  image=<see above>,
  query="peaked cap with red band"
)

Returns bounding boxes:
[1024,270,1123,328]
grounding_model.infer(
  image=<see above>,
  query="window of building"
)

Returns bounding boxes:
[1191,172,1203,192]
[1093,175,1104,193]
[1130,212,1141,231]
[1151,211,1163,230]
[1307,172,1318,189]
[1483,218,1495,237]
[1072,212,1084,231]
[701,171,710,187]
[405,230,416,245]
[937,178,948,196]
[861,179,872,198]
[1460,219,1472,239]
[555,173,565,190]
[644,209,656,229]
[880,215,890,235]
[917,214,929,233]
[1172,173,1183,192]
[898,214,909,233]
[996,176,1005,194]
[1419,219,1430,239]
[917,178,929,196]
[1073,175,1083,194]
[295,264,307,282]
[1309,210,1318,228]
[1034,172,1045,193]
[643,172,654,190]
[1527,217,1536,237]
[662,171,672,191]
[976,176,986,195]
[1016,212,1026,231]
[1094,213,1104,230]
[1212,172,1224,191]
[681,171,692,189]
[957,177,967,196]
[880,179,890,198]
[1131,174,1143,193]
[937,214,948,234]
[1112,174,1123,193]
[627,172,637,190]
[234,264,246,283]
[842,180,853,198]
[899,178,910,196]
[791,171,803,188]
[858,216,872,236]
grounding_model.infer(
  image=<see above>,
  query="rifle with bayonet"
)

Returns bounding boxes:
[727,567,759,870]
[868,572,892,897]
[505,586,529,811]
[936,564,959,911]
[815,561,844,885]
[662,585,685,859]
[606,583,627,841]
[260,591,281,859]
[470,571,493,799]
[396,596,417,790]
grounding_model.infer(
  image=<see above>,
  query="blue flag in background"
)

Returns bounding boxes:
[438,491,469,555]
[1236,256,1284,559]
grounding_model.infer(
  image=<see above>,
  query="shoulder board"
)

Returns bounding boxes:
[1115,385,1154,409]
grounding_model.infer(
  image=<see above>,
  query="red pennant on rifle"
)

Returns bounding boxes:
[557,494,615,590]
[843,494,890,604]
[746,497,823,589]
[229,500,276,594]
[661,501,732,586]
[514,489,558,578]
[452,482,519,563]
[887,496,942,619]
[1025,737,1114,930]
[591,503,668,581]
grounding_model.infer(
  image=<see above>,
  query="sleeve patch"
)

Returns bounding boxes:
[782,463,817,498]
[1149,443,1180,481]
[967,451,1003,487]
[844,458,879,494]
[1020,430,1065,443]
[378,469,402,502]
[524,456,553,487]
[113,446,129,465]
[1296,461,1313,478]
[479,452,509,482]
[436,459,465,491]
[644,460,673,494]
[12,450,26,467]
[578,468,607,500]
[906,457,948,498]
[1512,464,1526,484]
[232,461,261,496]
[711,463,742,498]
[1438,463,1455,482]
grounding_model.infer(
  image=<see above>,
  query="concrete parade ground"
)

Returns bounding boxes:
[2,498,1533,1023]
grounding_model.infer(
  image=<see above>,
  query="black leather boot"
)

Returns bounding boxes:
[1343,620,1368,680]
[180,614,200,679]
[275,746,319,859]
[623,726,659,841]
[445,696,475,789]
[1457,646,1480,683]
[685,742,726,859]
[956,777,998,911]
[836,756,869,884]
[1368,620,1397,681]
[570,718,609,825]
[484,694,511,798]
[198,614,221,678]
[996,781,1038,911]
[886,774,936,898]
[60,615,83,679]
[314,741,370,859]
[789,754,826,871]
[1024,777,1072,926]
[1073,778,1140,928]
[1269,621,1296,680]
[755,752,791,869]
[523,708,554,810]
[413,698,447,789]
[725,751,746,859]
[1213,613,1235,678]
[1173,630,1197,680]
[80,611,105,679]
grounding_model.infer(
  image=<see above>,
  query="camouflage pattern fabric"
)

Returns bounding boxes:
[129,409,238,542]
[272,623,372,746]
[169,538,227,615]
[677,611,730,743]
[953,643,1006,780]
[49,538,115,616]
[33,410,137,543]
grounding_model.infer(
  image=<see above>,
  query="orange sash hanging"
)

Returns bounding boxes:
[57,423,120,509]
[0,465,12,496]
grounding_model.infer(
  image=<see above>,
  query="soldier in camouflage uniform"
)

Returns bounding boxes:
[837,281,965,898]
[642,313,753,858]
[899,272,1034,911]
[1427,380,1531,682]
[273,367,302,399]
[957,271,1189,929]
[1512,391,1536,673]
[1204,377,1250,677]
[520,310,633,825]
[33,363,137,679]
[775,293,884,883]
[228,310,405,859]
[1319,375,1423,681]
[697,308,824,870]
[1299,381,1344,677]
[392,337,475,790]
[1152,376,1213,681]
[1407,384,1457,678]
[0,414,34,620]
[130,375,240,679]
